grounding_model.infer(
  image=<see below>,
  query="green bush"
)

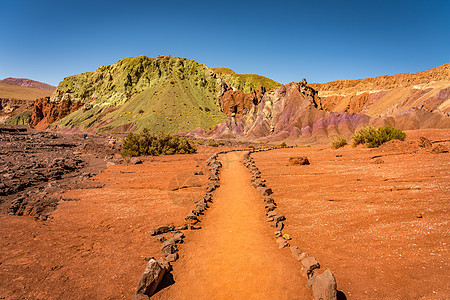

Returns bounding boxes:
[280,142,287,147]
[331,136,347,149]
[209,142,219,147]
[121,129,197,157]
[352,125,406,148]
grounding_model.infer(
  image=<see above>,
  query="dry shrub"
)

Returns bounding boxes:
[331,136,347,149]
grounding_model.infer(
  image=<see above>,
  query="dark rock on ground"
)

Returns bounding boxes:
[308,270,338,300]
[289,156,310,165]
[134,258,166,298]
[150,225,174,236]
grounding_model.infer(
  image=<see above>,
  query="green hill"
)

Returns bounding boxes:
[53,56,228,133]
[211,67,281,93]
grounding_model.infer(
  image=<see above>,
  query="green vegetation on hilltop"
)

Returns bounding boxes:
[352,125,406,148]
[211,67,281,93]
[121,129,196,157]
[54,56,228,133]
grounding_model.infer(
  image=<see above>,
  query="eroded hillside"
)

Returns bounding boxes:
[310,63,450,117]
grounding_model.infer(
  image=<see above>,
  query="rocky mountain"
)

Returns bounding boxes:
[30,56,281,133]
[310,63,450,117]
[189,65,450,143]
[29,56,449,142]
[0,78,55,91]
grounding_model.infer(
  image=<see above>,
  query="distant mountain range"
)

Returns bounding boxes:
[24,56,449,142]
[0,77,55,91]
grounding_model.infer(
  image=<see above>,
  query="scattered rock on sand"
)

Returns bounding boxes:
[431,144,448,154]
[373,158,385,164]
[134,259,166,299]
[289,156,310,165]
[418,137,433,148]
[130,157,143,165]
[301,256,320,278]
[150,225,174,236]
[308,269,338,300]
[276,237,289,249]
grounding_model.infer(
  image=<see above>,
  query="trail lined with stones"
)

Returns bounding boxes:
[153,151,312,299]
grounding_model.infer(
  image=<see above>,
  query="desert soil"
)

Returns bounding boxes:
[1,129,448,299]
[0,149,215,299]
[153,151,312,299]
[251,129,450,299]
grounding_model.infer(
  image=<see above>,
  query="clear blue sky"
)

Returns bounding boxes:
[1,0,449,86]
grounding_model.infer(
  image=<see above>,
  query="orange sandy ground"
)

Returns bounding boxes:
[153,151,312,299]
[0,148,220,299]
[252,129,450,299]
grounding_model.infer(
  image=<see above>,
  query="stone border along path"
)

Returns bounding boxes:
[133,147,339,300]
[243,148,339,300]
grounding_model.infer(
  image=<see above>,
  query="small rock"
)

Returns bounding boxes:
[418,137,433,148]
[289,156,310,166]
[156,236,167,243]
[274,214,286,223]
[275,231,283,238]
[373,158,384,164]
[266,217,274,222]
[161,240,177,256]
[290,246,303,260]
[257,187,273,196]
[267,211,277,218]
[189,224,202,230]
[150,225,174,236]
[308,270,338,300]
[165,252,179,262]
[174,224,188,231]
[276,237,289,249]
[134,259,166,298]
[172,231,185,243]
[301,256,320,279]
[431,144,449,154]
[130,157,143,165]
[416,213,423,218]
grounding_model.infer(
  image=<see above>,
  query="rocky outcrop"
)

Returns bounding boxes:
[32,56,229,133]
[29,97,84,130]
[0,98,34,124]
[195,73,450,143]
[219,86,266,117]
[310,63,450,117]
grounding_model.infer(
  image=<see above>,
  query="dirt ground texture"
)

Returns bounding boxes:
[0,128,448,299]
[154,151,312,299]
[252,129,450,299]
[0,148,218,299]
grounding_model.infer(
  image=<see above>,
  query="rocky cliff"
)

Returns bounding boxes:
[31,56,229,133]
[310,63,450,117]
[30,97,84,130]
[30,56,283,134]
[190,76,450,144]
[0,98,34,124]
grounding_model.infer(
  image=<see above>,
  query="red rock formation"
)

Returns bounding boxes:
[219,87,266,117]
[30,97,83,130]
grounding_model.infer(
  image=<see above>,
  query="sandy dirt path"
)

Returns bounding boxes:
[154,151,311,299]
